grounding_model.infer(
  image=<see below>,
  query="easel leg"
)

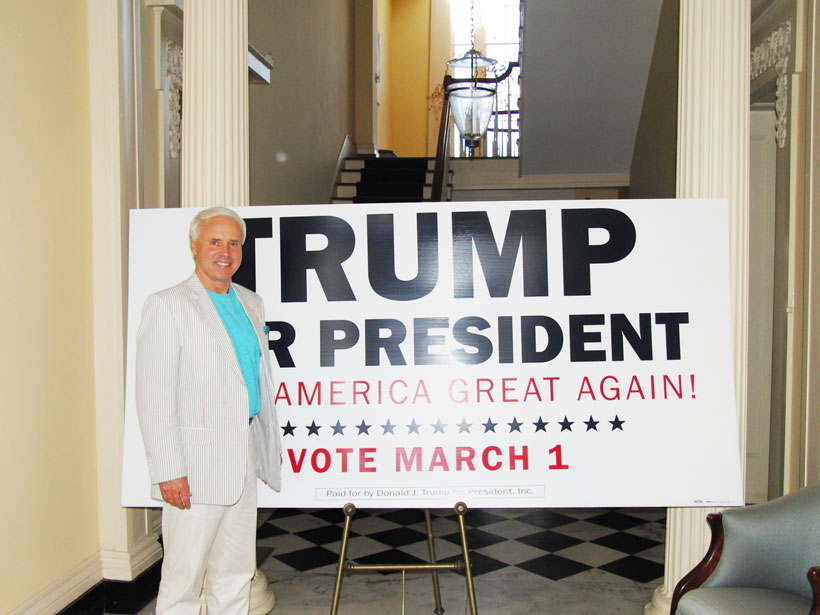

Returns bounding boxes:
[424,509,445,615]
[330,503,356,615]
[454,502,478,615]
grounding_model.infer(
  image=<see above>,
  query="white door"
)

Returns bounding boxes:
[746,107,777,503]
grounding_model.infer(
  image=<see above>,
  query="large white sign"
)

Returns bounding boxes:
[122,200,744,509]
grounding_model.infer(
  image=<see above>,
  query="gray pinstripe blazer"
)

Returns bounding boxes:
[135,273,282,505]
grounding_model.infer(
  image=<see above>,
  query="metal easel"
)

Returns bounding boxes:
[329,502,478,615]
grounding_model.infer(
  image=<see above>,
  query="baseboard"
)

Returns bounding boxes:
[58,560,161,615]
[100,533,162,580]
[9,555,102,615]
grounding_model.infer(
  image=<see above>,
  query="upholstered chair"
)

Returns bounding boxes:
[671,483,820,615]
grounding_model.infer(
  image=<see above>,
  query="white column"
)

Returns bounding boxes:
[181,0,249,207]
[180,1,275,612]
[644,1,750,613]
[90,0,163,584]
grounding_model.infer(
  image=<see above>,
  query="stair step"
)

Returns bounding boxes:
[333,185,449,204]
[353,195,425,203]
[335,184,357,198]
[340,170,441,184]
[356,182,424,198]
[344,157,435,171]
[361,168,428,183]
[335,156,449,203]
[363,157,432,170]
[343,159,366,170]
[334,184,437,199]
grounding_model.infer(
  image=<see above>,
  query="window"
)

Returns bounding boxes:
[450,0,521,157]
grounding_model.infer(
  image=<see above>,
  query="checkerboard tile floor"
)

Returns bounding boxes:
[255,507,666,584]
[133,507,665,614]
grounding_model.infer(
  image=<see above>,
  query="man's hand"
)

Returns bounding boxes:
[159,476,192,509]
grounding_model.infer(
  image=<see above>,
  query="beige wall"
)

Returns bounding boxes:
[248,0,356,205]
[426,0,451,156]
[628,0,678,198]
[377,0,393,150]
[389,0,431,157]
[0,3,99,613]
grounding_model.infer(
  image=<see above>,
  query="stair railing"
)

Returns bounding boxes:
[487,62,521,158]
[431,62,519,202]
[431,75,454,202]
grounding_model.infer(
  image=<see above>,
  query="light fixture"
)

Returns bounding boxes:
[445,2,498,156]
[447,82,496,151]
[446,47,496,71]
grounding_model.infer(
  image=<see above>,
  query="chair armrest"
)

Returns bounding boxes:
[810,566,820,615]
[670,513,724,615]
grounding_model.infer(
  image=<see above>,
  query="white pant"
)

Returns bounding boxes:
[156,431,258,615]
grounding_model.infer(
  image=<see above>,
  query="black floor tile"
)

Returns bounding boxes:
[439,509,508,528]
[515,529,583,552]
[263,508,305,520]
[367,526,429,547]
[256,546,274,568]
[593,531,660,554]
[308,508,347,524]
[515,509,576,529]
[585,511,647,531]
[274,545,340,571]
[440,528,508,549]
[462,509,509,527]
[296,524,353,545]
[516,554,591,580]
[353,548,428,574]
[377,509,428,525]
[441,550,508,576]
[257,522,288,539]
[599,555,664,583]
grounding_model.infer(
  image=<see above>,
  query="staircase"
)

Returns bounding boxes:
[332,156,452,203]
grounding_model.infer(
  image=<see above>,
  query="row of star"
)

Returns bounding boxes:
[280,415,626,436]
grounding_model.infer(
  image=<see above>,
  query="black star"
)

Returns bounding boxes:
[331,420,346,435]
[584,416,600,431]
[381,419,395,435]
[610,415,625,431]
[508,417,522,432]
[483,417,497,433]
[431,418,446,434]
[407,419,421,434]
[357,420,371,435]
[306,420,321,436]
[281,420,296,436]
[559,416,574,432]
[458,418,472,433]
[533,417,548,432]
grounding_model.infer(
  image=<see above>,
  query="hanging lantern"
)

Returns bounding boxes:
[448,82,497,150]
[446,47,497,71]
[445,0,498,156]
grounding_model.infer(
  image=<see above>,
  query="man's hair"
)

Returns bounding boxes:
[189,207,247,244]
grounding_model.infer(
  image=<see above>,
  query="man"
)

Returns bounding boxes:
[136,206,282,614]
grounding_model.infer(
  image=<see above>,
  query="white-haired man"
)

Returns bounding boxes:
[136,206,282,614]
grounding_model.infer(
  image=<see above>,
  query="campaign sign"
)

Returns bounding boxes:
[122,200,744,508]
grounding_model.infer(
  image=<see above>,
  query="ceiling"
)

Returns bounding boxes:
[519,0,664,177]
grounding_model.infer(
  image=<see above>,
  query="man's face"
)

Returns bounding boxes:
[190,216,243,293]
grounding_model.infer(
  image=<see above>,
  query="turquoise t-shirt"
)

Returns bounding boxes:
[207,287,261,418]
